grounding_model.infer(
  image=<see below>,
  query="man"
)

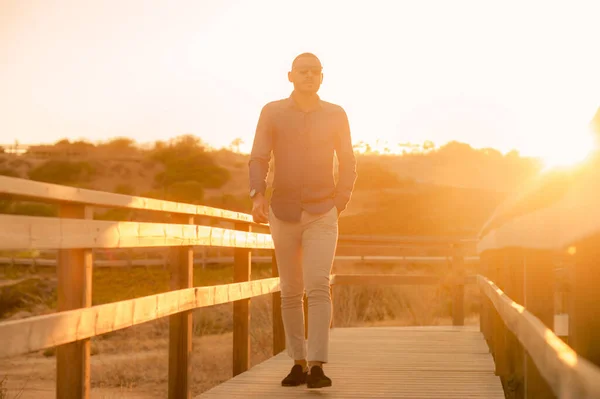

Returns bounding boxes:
[248,52,357,389]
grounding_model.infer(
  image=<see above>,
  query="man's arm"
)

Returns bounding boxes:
[334,108,357,214]
[248,105,273,196]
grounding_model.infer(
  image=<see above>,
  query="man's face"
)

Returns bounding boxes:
[288,56,323,94]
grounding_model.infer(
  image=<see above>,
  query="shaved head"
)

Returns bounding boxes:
[292,52,322,69]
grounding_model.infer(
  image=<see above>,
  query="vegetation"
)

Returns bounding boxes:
[28,159,96,185]
[0,168,18,178]
[149,135,230,204]
[354,161,415,190]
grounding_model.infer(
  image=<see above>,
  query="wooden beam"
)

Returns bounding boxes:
[569,236,600,367]
[0,214,274,250]
[233,223,251,376]
[330,275,440,285]
[451,243,465,326]
[168,215,194,399]
[524,250,555,399]
[56,204,93,399]
[504,249,525,399]
[479,253,492,349]
[0,176,257,224]
[271,253,285,355]
[0,277,281,359]
[489,253,509,377]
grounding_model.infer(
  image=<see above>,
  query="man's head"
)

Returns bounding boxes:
[288,53,323,94]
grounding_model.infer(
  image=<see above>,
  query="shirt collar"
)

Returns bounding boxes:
[287,92,323,112]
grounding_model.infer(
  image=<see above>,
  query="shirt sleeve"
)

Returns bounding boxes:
[248,104,273,196]
[334,108,357,212]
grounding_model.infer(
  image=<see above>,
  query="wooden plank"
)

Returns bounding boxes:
[0,277,281,359]
[478,274,600,398]
[168,215,194,399]
[504,249,525,398]
[197,326,504,398]
[0,175,256,224]
[56,204,93,399]
[524,250,555,398]
[479,254,492,349]
[0,255,481,267]
[337,234,476,246]
[488,254,508,377]
[330,274,440,285]
[0,214,273,250]
[451,243,465,326]
[271,253,285,355]
[569,237,600,367]
[233,223,251,376]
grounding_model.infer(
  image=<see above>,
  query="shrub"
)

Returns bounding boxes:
[165,180,204,203]
[28,160,96,185]
[149,135,230,197]
[354,161,414,190]
[113,183,135,195]
[0,168,18,178]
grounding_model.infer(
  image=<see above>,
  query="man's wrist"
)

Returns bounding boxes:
[250,187,264,199]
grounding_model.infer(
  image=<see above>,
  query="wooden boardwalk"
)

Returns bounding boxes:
[197,326,504,398]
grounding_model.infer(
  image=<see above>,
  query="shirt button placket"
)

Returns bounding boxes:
[301,113,309,203]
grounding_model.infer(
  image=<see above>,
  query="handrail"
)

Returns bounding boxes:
[0,175,257,224]
[0,272,470,359]
[477,274,600,398]
[0,214,273,250]
[0,277,281,359]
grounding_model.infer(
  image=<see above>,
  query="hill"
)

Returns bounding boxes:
[0,137,542,236]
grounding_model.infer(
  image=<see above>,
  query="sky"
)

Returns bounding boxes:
[1,0,600,166]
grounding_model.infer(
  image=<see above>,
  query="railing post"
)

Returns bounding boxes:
[56,204,93,399]
[569,238,600,366]
[168,214,194,399]
[451,243,465,326]
[233,222,251,376]
[271,252,286,355]
[490,251,509,377]
[523,250,555,399]
[505,249,525,399]
[480,252,493,351]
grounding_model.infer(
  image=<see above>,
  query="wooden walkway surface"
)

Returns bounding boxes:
[197,326,505,398]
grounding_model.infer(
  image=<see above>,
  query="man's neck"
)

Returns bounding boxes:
[292,91,320,112]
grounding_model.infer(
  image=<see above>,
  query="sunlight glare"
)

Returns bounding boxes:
[540,127,596,170]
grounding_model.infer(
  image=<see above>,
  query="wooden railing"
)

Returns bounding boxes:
[476,153,600,399]
[0,175,472,398]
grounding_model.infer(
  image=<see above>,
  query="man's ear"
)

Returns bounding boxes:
[320,73,324,84]
[288,71,293,83]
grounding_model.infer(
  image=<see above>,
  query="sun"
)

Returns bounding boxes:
[540,129,597,170]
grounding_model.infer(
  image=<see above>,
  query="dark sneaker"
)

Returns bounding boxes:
[281,364,308,386]
[307,366,332,389]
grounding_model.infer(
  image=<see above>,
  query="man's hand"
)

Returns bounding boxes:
[251,193,269,224]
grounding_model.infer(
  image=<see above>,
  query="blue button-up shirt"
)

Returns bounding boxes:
[249,95,357,223]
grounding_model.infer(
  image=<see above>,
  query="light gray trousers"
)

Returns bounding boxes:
[268,205,338,363]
